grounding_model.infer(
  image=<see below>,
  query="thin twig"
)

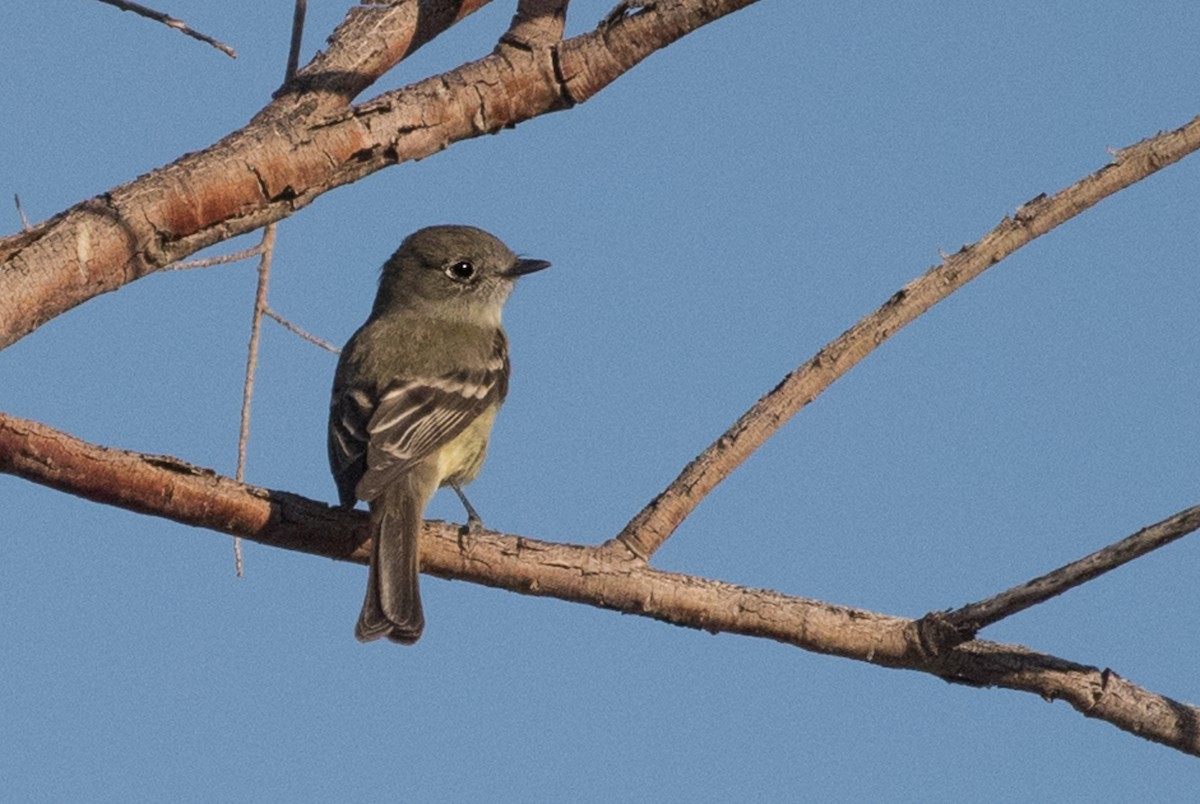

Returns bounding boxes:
[167,245,266,271]
[96,0,237,59]
[229,0,310,574]
[285,0,307,83]
[263,306,340,353]
[13,195,31,231]
[613,119,1200,561]
[234,225,278,575]
[943,504,1200,636]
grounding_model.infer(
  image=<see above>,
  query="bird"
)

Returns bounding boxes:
[327,225,550,643]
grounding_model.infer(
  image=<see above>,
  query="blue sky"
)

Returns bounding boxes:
[3,2,1200,801]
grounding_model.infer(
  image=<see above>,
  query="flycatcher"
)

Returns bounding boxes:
[328,225,550,644]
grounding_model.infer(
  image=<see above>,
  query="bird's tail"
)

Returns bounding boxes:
[355,474,429,644]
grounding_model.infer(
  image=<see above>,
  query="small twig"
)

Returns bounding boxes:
[285,0,307,83]
[228,1,310,575]
[262,306,340,353]
[944,503,1200,636]
[233,225,278,575]
[96,0,237,59]
[13,195,31,231]
[166,245,266,271]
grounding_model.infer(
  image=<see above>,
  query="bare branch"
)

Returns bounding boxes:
[273,0,494,113]
[2,409,1198,756]
[232,225,279,574]
[13,195,30,232]
[3,0,1192,762]
[166,245,266,271]
[556,0,757,104]
[0,411,359,559]
[612,118,1200,560]
[228,2,310,575]
[602,1,652,28]
[262,306,340,353]
[0,0,756,352]
[502,0,569,49]
[285,0,308,83]
[938,504,1200,639]
[95,0,237,59]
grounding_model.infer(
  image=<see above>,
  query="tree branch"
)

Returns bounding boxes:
[0,411,363,560]
[612,115,1200,560]
[284,0,307,83]
[232,224,279,575]
[1,409,1197,755]
[936,504,1200,641]
[262,306,340,353]
[8,0,1197,760]
[13,195,31,232]
[501,0,569,49]
[0,0,756,352]
[166,244,266,271]
[272,0,494,112]
[96,0,237,58]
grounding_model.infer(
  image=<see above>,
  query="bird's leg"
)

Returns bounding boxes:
[450,482,485,537]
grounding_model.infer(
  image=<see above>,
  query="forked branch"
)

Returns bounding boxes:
[0,0,758,351]
[613,114,1200,560]
[4,0,1199,762]
[936,504,1200,641]
[1,410,1197,756]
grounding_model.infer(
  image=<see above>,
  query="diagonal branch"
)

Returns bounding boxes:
[612,115,1200,560]
[0,0,758,352]
[271,0,494,113]
[14,195,32,232]
[935,504,1200,641]
[262,306,340,353]
[96,0,237,58]
[1,409,1198,756]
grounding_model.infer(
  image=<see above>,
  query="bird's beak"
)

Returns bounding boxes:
[503,258,551,278]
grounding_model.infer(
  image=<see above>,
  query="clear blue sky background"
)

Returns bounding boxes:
[3,2,1199,801]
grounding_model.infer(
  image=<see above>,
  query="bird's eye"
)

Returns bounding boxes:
[445,260,475,282]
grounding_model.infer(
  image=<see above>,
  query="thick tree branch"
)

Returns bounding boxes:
[1,410,1198,756]
[0,412,363,560]
[272,0,493,113]
[0,0,755,351]
[613,114,1200,560]
[501,0,568,49]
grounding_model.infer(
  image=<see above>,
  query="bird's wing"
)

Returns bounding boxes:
[329,383,374,507]
[344,331,510,503]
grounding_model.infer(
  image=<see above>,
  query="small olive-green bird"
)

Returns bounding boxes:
[328,225,550,644]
